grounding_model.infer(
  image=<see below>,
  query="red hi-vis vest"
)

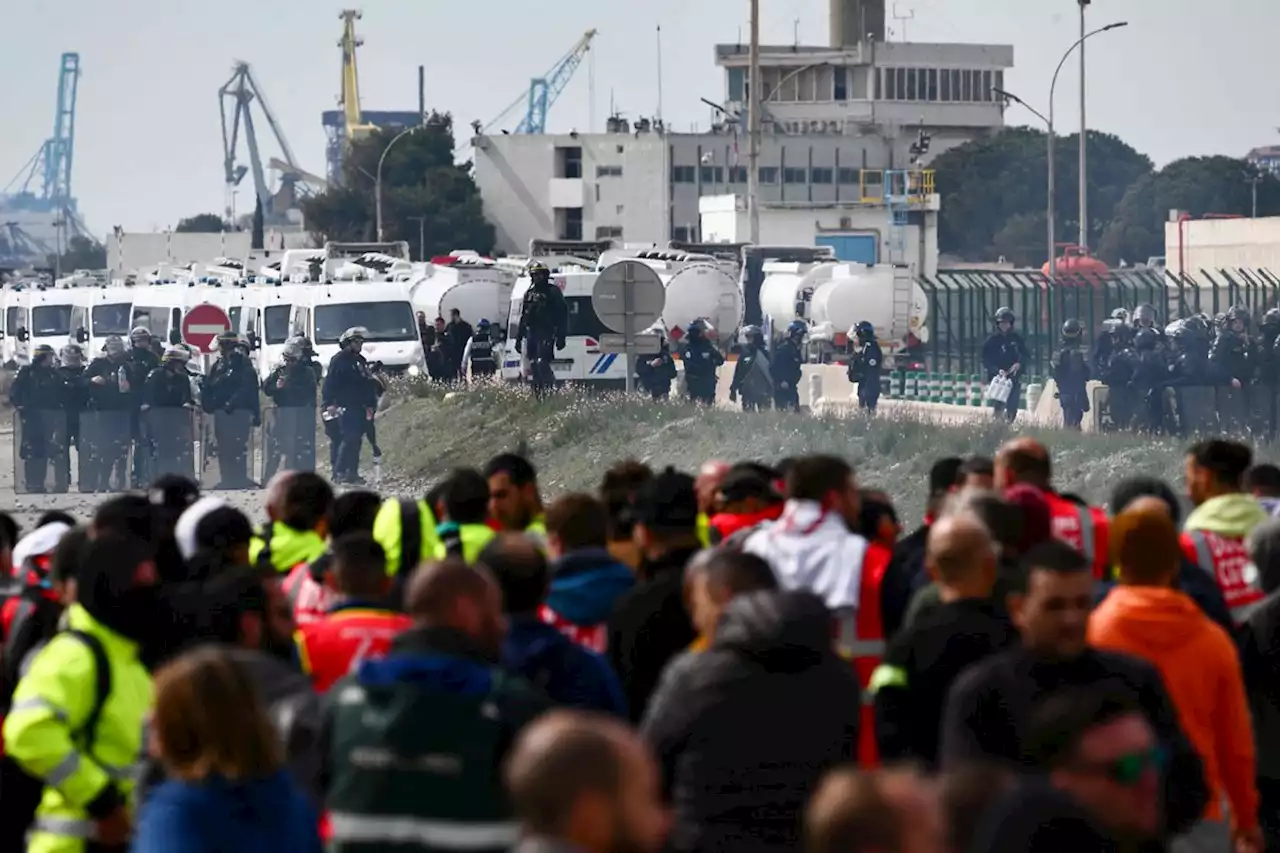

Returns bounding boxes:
[296,607,413,692]
[1181,530,1264,623]
[1048,495,1110,579]
[833,542,892,768]
[283,562,340,627]
[538,604,608,654]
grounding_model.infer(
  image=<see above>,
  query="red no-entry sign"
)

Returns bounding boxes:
[181,303,232,354]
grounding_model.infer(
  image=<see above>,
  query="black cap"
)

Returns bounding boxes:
[718,468,780,505]
[633,467,699,531]
[149,474,200,513]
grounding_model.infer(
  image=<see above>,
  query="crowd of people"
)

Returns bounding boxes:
[3,436,1280,852]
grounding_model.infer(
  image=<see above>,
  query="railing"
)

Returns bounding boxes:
[916,267,1280,379]
[858,169,935,205]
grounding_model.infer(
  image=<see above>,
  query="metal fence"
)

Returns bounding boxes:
[917,267,1280,379]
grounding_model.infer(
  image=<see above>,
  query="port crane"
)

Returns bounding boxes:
[484,29,598,134]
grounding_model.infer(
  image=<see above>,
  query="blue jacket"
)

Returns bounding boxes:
[502,614,629,717]
[545,549,635,628]
[131,770,322,853]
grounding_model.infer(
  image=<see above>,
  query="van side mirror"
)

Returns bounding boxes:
[248,332,261,350]
[169,329,181,345]
[76,327,88,344]
[16,328,28,343]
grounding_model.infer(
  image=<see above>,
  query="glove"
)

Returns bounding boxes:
[556,338,566,351]
[729,390,738,403]
[514,339,523,354]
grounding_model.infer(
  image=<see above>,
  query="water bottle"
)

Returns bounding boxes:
[116,365,128,392]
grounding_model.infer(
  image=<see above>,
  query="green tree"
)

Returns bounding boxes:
[47,235,106,271]
[989,211,1048,268]
[930,127,1153,262]
[302,112,495,258]
[1097,157,1280,264]
[175,213,227,233]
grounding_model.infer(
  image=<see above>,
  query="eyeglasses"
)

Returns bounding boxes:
[1096,746,1166,786]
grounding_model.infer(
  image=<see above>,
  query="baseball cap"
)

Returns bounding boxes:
[12,522,71,571]
[174,496,229,560]
[633,467,699,531]
[718,468,781,506]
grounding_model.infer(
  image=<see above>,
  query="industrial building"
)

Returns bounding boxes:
[1167,214,1280,274]
[473,0,1010,265]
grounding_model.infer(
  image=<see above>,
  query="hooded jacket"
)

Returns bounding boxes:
[742,500,869,611]
[708,505,784,543]
[502,614,627,716]
[1183,493,1270,620]
[1088,586,1257,829]
[132,771,322,853]
[540,549,634,653]
[641,590,860,853]
[1185,493,1270,538]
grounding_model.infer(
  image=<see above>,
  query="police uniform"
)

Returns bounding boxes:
[1053,320,1091,430]
[140,348,197,481]
[848,322,884,412]
[80,339,136,494]
[263,347,320,476]
[201,333,261,489]
[323,328,380,485]
[729,327,773,411]
[516,262,569,396]
[8,347,72,493]
[981,308,1028,422]
[771,322,806,411]
[679,321,724,405]
[464,321,498,380]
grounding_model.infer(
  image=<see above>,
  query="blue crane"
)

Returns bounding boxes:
[3,53,81,212]
[483,30,597,134]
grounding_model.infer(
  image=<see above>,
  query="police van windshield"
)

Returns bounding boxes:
[264,305,292,344]
[92,303,131,336]
[314,301,416,344]
[31,305,72,336]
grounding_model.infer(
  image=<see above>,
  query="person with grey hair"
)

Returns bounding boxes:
[1239,517,1280,850]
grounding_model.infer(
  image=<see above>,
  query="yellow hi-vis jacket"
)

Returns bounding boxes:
[248,522,328,574]
[433,523,498,564]
[372,498,442,579]
[4,605,152,853]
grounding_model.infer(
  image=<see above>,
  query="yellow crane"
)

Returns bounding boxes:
[338,9,376,144]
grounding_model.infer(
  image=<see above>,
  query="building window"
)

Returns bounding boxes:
[816,65,835,101]
[906,68,918,101]
[557,147,582,179]
[927,68,938,101]
[982,70,993,101]
[951,69,961,102]
[700,165,724,184]
[673,226,694,241]
[595,225,623,240]
[834,66,848,101]
[595,164,623,178]
[940,68,950,101]
[728,67,745,101]
[995,70,1004,97]
[729,165,748,183]
[884,68,896,100]
[961,70,971,101]
[563,208,583,240]
[759,167,779,184]
[783,167,807,185]
[797,66,816,102]
[837,167,859,184]
[811,167,834,184]
[896,68,906,100]
[672,165,696,183]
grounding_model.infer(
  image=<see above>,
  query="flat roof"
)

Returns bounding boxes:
[715,41,1013,68]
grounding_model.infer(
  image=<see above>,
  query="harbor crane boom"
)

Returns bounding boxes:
[484,29,598,134]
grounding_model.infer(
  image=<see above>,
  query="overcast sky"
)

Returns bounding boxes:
[3,0,1275,233]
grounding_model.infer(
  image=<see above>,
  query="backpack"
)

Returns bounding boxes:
[0,630,111,848]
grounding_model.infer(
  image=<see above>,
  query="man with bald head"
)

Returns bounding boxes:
[321,558,551,851]
[248,469,332,574]
[505,711,669,853]
[995,437,1110,579]
[869,512,1017,766]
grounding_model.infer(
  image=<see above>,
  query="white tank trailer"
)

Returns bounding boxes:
[758,261,929,349]
[606,251,743,341]
[408,258,514,327]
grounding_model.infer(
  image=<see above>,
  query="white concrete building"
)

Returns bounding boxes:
[106,230,314,275]
[1165,216,1280,275]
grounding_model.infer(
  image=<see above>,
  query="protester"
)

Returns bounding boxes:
[957,456,994,490]
[608,467,699,720]
[1245,463,1280,517]
[871,512,1016,767]
[1089,501,1259,851]
[286,489,382,626]
[132,646,323,853]
[481,534,628,716]
[805,766,946,853]
[882,457,963,640]
[707,465,784,543]
[295,533,411,693]
[182,504,254,580]
[320,559,550,852]
[683,549,778,652]
[694,459,731,545]
[486,453,548,542]
[940,539,1210,838]
[598,459,654,571]
[436,468,498,562]
[642,589,860,853]
[249,471,333,574]
[504,710,670,853]
[1240,517,1280,851]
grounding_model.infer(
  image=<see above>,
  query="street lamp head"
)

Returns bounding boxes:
[1102,21,1129,31]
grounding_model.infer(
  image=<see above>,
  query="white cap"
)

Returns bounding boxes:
[174,496,228,560]
[12,522,71,569]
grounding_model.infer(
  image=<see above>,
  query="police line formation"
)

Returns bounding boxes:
[3,434,1280,851]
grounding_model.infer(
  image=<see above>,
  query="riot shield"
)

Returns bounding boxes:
[262,406,318,480]
[141,407,198,484]
[77,410,133,494]
[1249,385,1277,443]
[12,409,70,494]
[1174,386,1218,437]
[1216,387,1251,436]
[200,409,259,490]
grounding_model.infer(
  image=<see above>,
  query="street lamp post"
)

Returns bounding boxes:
[1078,0,1091,250]
[375,125,422,242]
[408,215,427,261]
[998,20,1126,278]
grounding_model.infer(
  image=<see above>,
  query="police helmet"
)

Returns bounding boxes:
[216,330,239,345]
[129,326,152,344]
[281,341,303,361]
[59,344,84,367]
[477,318,491,330]
[102,335,126,355]
[162,346,190,363]
[293,335,316,354]
[1133,304,1157,327]
[853,320,876,340]
[740,324,764,343]
[1061,318,1083,340]
[339,326,369,345]
[1264,308,1280,328]
[1134,328,1159,351]
[994,307,1015,325]
[32,344,56,359]
[526,260,551,284]
[687,318,708,336]
[786,320,807,339]
[1227,305,1251,326]
[1110,307,1131,323]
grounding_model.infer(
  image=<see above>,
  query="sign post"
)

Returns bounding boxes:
[181,303,233,354]
[591,261,665,394]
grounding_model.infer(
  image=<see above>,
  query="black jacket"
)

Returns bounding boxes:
[263,361,319,408]
[875,598,1017,767]
[1239,591,1280,780]
[607,547,698,722]
[940,646,1208,837]
[881,523,928,641]
[641,590,860,853]
[981,331,1028,377]
[970,777,1121,853]
[202,351,260,415]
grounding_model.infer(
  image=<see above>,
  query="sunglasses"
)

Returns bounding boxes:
[1091,746,1166,786]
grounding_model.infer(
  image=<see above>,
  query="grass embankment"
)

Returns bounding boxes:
[375,382,1200,520]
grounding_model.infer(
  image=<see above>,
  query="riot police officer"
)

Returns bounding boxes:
[128,326,161,376]
[56,343,88,485]
[82,335,136,492]
[679,318,724,406]
[263,340,319,477]
[847,320,884,412]
[1209,305,1253,389]
[515,261,569,396]
[323,326,379,485]
[202,331,261,489]
[8,344,71,493]
[729,325,773,412]
[1052,319,1091,430]
[1257,308,1280,383]
[771,320,806,411]
[294,335,325,385]
[141,347,197,480]
[636,326,677,400]
[981,307,1028,422]
[463,318,499,381]
[1129,328,1170,433]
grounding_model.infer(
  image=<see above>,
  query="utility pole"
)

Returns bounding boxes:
[747,0,761,244]
[1078,0,1090,250]
[408,215,427,260]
